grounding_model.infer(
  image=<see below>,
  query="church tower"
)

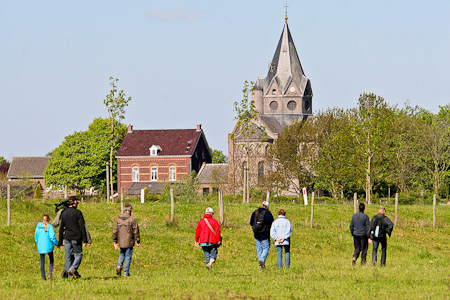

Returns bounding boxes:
[253,20,313,130]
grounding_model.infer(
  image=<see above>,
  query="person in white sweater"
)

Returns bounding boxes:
[270,209,292,268]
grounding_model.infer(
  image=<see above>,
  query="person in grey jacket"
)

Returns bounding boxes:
[349,202,370,265]
[270,209,292,268]
[113,204,140,276]
[368,206,394,266]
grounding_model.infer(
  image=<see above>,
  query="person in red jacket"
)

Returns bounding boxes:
[195,207,221,270]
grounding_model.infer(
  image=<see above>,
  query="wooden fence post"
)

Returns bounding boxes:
[120,187,124,213]
[170,188,175,223]
[310,192,314,228]
[433,194,436,228]
[266,190,270,203]
[64,185,68,199]
[106,163,110,203]
[353,192,357,214]
[219,190,224,225]
[7,183,11,227]
[395,193,398,226]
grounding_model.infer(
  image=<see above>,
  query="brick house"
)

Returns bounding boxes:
[117,124,212,194]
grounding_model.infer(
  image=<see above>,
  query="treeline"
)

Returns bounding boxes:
[265,93,450,202]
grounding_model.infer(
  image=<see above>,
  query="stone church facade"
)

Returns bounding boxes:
[228,19,313,195]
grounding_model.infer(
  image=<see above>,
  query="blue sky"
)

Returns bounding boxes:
[1,0,449,160]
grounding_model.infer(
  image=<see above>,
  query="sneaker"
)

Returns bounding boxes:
[206,263,212,271]
[73,272,81,279]
[67,270,75,278]
[116,266,122,276]
[48,273,54,280]
[352,257,356,266]
[361,261,367,266]
[372,262,376,266]
[258,260,265,269]
[123,273,130,277]
[61,270,68,279]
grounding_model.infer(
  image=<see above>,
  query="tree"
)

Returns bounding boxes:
[210,148,228,164]
[0,157,10,180]
[265,119,317,195]
[103,76,132,198]
[417,105,450,196]
[44,118,126,193]
[351,93,392,204]
[314,109,360,200]
[34,182,43,199]
[231,81,267,203]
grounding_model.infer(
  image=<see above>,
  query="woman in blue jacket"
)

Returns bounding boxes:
[270,209,292,268]
[35,215,58,280]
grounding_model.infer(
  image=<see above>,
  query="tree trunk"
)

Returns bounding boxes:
[366,155,371,204]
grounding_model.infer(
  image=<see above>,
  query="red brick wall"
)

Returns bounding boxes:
[117,156,191,193]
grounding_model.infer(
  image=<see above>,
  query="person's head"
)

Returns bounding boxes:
[124,204,132,214]
[378,206,386,214]
[262,201,269,209]
[68,195,79,207]
[205,207,214,215]
[359,202,365,212]
[42,214,50,232]
[278,209,286,216]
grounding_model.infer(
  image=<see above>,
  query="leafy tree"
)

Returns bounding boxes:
[210,148,228,164]
[34,182,43,199]
[161,171,200,202]
[44,118,126,193]
[314,109,360,200]
[231,80,267,203]
[103,76,132,195]
[416,105,450,195]
[351,93,392,204]
[265,119,316,195]
[0,157,10,180]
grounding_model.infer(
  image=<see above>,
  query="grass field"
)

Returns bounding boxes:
[0,198,449,299]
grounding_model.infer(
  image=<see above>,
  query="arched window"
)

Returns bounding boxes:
[151,166,158,181]
[132,166,139,182]
[258,161,264,184]
[169,166,176,181]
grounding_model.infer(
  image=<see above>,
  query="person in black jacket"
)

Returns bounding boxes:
[249,201,274,269]
[58,196,87,278]
[349,202,370,265]
[368,206,394,266]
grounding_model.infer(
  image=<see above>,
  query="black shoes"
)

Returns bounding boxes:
[258,260,266,269]
[116,266,122,276]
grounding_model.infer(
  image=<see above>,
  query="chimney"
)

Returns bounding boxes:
[127,124,133,133]
[196,124,202,132]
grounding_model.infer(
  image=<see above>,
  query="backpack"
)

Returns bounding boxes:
[252,210,268,233]
[374,215,385,238]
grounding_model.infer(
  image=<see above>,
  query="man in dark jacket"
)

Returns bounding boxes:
[249,201,274,269]
[349,202,370,265]
[58,196,87,278]
[113,204,140,277]
[368,206,394,266]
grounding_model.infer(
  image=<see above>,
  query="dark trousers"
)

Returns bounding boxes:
[40,252,54,280]
[372,236,387,265]
[353,236,368,263]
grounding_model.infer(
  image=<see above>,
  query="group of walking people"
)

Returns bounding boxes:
[34,196,140,280]
[350,203,394,266]
[35,197,394,279]
[195,201,292,270]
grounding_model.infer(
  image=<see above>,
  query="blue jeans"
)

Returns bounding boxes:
[63,239,83,273]
[201,245,218,265]
[40,252,54,279]
[276,245,290,268]
[254,239,270,263]
[118,247,133,275]
[372,237,387,265]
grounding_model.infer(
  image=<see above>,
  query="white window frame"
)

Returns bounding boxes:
[132,166,139,182]
[151,166,158,181]
[169,166,176,181]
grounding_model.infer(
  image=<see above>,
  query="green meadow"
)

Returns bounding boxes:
[0,198,449,299]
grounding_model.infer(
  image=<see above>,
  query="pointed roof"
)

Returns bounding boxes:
[256,21,310,96]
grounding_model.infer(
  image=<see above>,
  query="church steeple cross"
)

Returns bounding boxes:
[284,0,289,20]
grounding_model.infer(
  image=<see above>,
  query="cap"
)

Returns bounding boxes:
[262,201,269,207]
[205,207,214,214]
[379,206,386,211]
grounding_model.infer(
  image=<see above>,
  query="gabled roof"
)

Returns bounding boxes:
[117,128,204,157]
[126,182,165,195]
[7,157,50,178]
[197,163,228,184]
[256,21,311,96]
